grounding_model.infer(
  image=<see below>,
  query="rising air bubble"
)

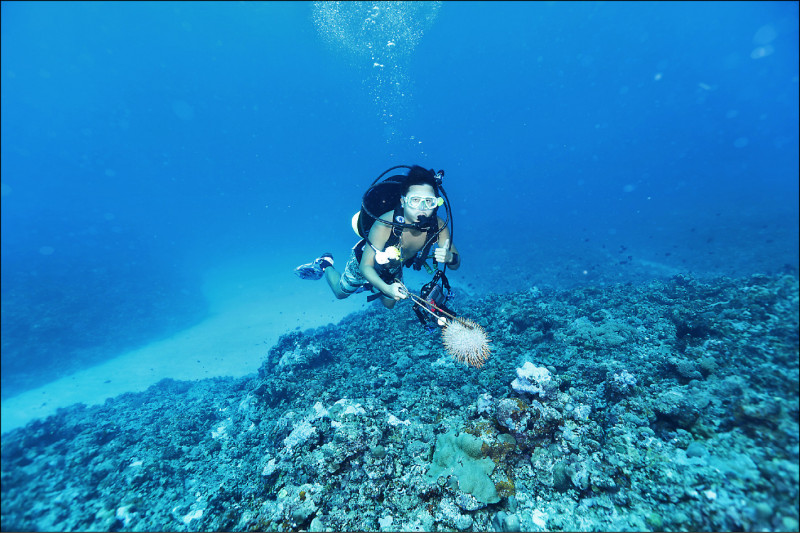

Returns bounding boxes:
[312,1,443,142]
[733,137,749,148]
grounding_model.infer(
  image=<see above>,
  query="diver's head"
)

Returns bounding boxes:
[402,165,441,195]
[400,166,443,226]
[401,183,442,227]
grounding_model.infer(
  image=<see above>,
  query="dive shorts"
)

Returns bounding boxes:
[339,247,403,297]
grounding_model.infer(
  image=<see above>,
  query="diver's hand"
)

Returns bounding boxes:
[434,239,452,264]
[388,282,408,301]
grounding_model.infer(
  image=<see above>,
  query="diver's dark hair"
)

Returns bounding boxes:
[401,165,440,196]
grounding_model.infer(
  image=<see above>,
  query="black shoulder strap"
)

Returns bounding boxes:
[386,205,404,248]
[411,223,439,270]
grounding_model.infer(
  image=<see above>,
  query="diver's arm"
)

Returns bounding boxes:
[360,219,406,300]
[361,248,403,299]
[435,217,460,270]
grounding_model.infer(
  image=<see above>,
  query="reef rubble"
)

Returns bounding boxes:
[1,273,798,532]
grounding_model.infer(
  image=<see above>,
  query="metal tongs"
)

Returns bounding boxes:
[397,282,474,329]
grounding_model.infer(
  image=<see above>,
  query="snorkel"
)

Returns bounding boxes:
[413,213,437,232]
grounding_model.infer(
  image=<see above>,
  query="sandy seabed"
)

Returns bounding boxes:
[0,262,374,434]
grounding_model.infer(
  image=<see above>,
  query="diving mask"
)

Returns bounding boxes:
[403,196,444,210]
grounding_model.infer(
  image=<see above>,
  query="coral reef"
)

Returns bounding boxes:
[1,273,798,532]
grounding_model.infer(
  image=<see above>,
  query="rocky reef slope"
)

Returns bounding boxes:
[2,273,798,532]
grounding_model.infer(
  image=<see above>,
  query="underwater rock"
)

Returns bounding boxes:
[496,397,563,451]
[608,369,637,397]
[654,391,700,430]
[496,398,530,437]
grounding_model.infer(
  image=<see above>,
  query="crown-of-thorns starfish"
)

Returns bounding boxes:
[442,317,491,369]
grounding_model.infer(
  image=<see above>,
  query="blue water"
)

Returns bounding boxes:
[1,1,797,399]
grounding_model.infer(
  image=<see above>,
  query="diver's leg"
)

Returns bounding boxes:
[324,267,350,300]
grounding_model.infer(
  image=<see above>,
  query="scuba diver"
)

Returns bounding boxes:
[294,165,460,311]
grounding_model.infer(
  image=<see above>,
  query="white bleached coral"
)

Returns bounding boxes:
[511,361,557,399]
